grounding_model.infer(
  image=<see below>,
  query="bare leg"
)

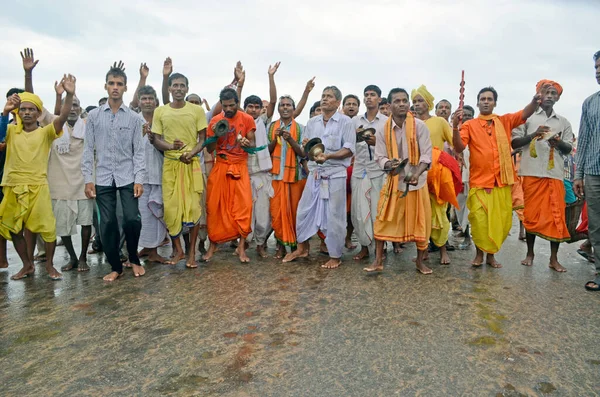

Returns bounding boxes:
[198,237,207,255]
[60,236,79,271]
[471,246,484,267]
[486,253,502,268]
[202,241,218,262]
[78,225,92,272]
[274,243,286,259]
[167,236,185,265]
[283,241,309,263]
[24,229,36,263]
[0,237,8,268]
[364,240,384,272]
[353,245,369,261]
[322,257,342,269]
[549,241,566,272]
[518,221,526,241]
[43,240,61,280]
[521,232,535,266]
[345,213,356,249]
[319,240,328,254]
[185,224,200,268]
[137,247,152,258]
[415,249,432,274]
[238,236,250,263]
[256,243,268,258]
[440,245,450,265]
[9,231,35,280]
[146,247,167,263]
[393,242,403,254]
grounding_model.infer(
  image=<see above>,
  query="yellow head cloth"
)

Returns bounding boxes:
[12,92,43,130]
[410,85,434,111]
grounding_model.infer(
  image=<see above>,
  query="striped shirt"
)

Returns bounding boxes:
[81,102,146,187]
[575,91,600,179]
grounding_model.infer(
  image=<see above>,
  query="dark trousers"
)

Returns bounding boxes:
[96,183,141,273]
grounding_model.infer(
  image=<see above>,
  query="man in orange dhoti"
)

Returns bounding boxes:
[512,80,573,272]
[452,86,543,268]
[268,96,306,258]
[364,88,433,274]
[203,88,256,263]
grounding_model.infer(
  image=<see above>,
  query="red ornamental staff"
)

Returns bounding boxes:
[458,70,465,124]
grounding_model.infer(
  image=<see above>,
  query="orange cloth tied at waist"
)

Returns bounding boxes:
[427,147,460,208]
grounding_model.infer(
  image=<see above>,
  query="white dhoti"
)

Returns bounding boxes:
[350,174,384,248]
[198,172,208,241]
[296,173,346,258]
[138,184,168,249]
[247,171,273,245]
[51,199,94,237]
[456,182,470,230]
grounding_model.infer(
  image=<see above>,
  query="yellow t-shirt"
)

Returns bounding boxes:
[2,123,61,186]
[424,116,453,151]
[152,102,207,157]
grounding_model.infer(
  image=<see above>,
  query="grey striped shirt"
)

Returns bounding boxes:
[575,91,600,179]
[82,103,146,187]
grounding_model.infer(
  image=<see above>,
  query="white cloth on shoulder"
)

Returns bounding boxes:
[55,117,86,154]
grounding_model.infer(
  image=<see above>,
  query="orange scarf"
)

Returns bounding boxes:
[269,120,301,183]
[478,114,515,186]
[377,112,418,222]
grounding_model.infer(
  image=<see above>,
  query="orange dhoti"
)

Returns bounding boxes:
[270,179,306,247]
[522,176,570,242]
[206,159,252,244]
[512,176,525,221]
[374,183,432,250]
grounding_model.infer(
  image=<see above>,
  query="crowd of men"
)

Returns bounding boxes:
[1,48,600,292]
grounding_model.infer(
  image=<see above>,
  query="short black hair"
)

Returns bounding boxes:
[463,105,475,114]
[279,95,296,110]
[219,88,239,103]
[343,94,360,107]
[477,87,498,102]
[309,100,321,115]
[387,88,409,103]
[379,98,388,106]
[6,88,24,98]
[98,97,108,105]
[85,105,97,113]
[594,50,600,62]
[168,73,189,87]
[243,95,263,109]
[186,94,201,101]
[435,99,451,110]
[105,67,127,85]
[138,85,158,100]
[363,85,382,97]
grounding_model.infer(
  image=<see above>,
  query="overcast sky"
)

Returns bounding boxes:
[1,0,599,131]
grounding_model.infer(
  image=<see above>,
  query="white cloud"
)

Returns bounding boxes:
[0,0,598,129]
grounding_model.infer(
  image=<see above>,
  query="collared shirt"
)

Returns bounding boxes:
[374,116,432,191]
[304,111,355,178]
[82,102,146,187]
[424,116,453,151]
[512,107,574,180]
[352,112,387,179]
[459,111,525,188]
[268,120,305,181]
[575,91,600,178]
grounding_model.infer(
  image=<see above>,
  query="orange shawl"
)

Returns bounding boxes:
[268,120,301,183]
[478,114,515,186]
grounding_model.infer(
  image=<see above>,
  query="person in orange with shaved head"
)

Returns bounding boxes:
[511,80,573,272]
[452,86,544,269]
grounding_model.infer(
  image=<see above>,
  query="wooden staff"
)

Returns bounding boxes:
[458,70,465,124]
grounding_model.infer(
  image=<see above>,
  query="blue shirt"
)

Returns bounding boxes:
[575,91,600,179]
[81,103,146,187]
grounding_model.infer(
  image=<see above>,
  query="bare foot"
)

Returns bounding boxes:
[88,247,102,255]
[103,271,121,281]
[131,263,146,277]
[322,258,342,269]
[353,247,369,261]
[319,241,329,254]
[521,254,534,267]
[363,260,383,272]
[185,257,198,268]
[123,261,132,268]
[11,267,35,280]
[486,255,502,268]
[239,251,250,263]
[416,262,433,275]
[283,249,308,263]
[471,251,484,267]
[61,258,79,271]
[393,242,403,254]
[166,251,185,265]
[202,244,217,262]
[274,245,286,259]
[77,259,90,272]
[549,260,567,273]
[47,268,62,280]
[345,238,356,250]
[257,244,268,258]
[440,251,451,265]
[33,254,46,262]
[198,240,207,255]
[137,247,152,258]
[147,252,167,264]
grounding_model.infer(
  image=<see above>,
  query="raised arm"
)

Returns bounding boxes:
[1,95,20,142]
[293,77,315,119]
[162,57,172,105]
[53,80,64,116]
[21,48,39,93]
[521,86,545,121]
[53,75,76,134]
[130,63,149,109]
[266,62,280,119]
[451,110,466,154]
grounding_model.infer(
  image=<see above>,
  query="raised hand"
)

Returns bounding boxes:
[163,57,172,77]
[21,48,39,72]
[3,94,21,115]
[54,78,65,96]
[305,76,316,92]
[268,61,281,76]
[534,83,550,105]
[234,61,244,83]
[62,74,77,95]
[140,62,149,78]
[452,109,463,129]
[112,60,125,71]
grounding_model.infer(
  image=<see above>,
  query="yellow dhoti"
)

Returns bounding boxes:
[430,197,449,247]
[467,186,512,254]
[162,157,204,237]
[0,184,56,242]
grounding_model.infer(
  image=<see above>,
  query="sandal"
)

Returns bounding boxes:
[585,281,600,291]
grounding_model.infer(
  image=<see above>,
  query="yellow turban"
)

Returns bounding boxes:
[13,92,43,130]
[410,85,435,111]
